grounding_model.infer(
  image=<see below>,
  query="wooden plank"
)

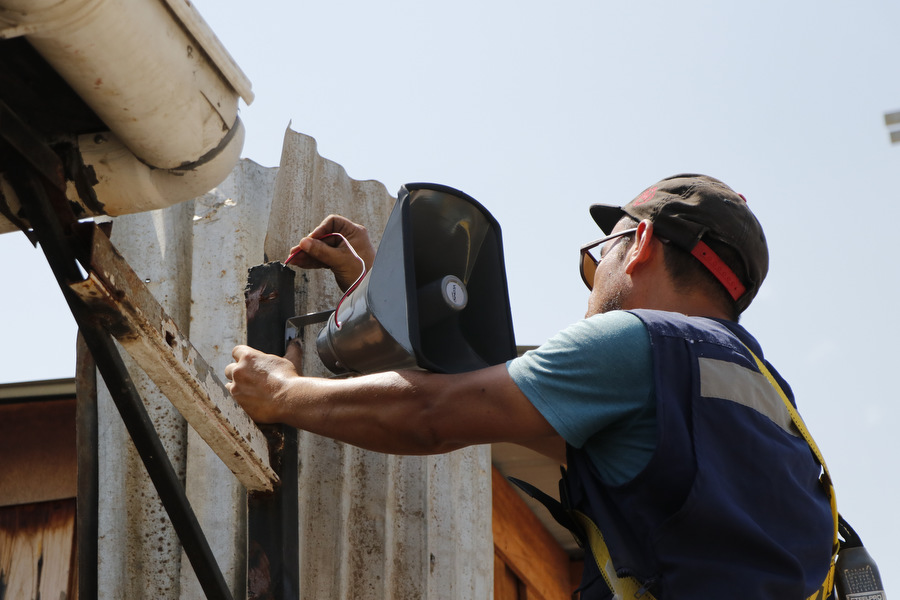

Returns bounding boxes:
[0,399,76,507]
[0,499,76,600]
[492,466,573,600]
[494,551,523,600]
[68,225,276,492]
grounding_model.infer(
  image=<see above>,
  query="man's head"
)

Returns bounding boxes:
[587,174,768,319]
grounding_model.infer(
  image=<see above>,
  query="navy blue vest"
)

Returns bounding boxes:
[565,310,833,598]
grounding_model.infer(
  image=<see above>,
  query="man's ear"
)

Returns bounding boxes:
[623,220,657,275]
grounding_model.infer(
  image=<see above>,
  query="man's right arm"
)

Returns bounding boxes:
[227,343,564,461]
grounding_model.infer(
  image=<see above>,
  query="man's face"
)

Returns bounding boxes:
[584,219,635,317]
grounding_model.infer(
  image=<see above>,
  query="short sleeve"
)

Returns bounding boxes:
[507,311,654,450]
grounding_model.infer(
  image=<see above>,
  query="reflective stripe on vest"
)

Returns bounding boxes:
[567,342,838,600]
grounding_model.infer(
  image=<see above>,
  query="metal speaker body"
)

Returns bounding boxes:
[316,183,516,374]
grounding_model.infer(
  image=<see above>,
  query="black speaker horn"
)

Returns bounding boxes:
[316,183,516,374]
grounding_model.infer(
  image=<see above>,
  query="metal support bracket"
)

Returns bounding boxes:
[284,309,333,347]
[245,262,300,600]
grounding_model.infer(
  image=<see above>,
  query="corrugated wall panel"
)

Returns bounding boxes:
[268,129,493,599]
[180,159,279,597]
[96,159,277,599]
[97,202,194,599]
[95,128,491,598]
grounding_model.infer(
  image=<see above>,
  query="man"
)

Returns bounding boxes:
[226,174,835,598]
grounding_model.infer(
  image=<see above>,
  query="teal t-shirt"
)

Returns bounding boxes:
[507,310,656,486]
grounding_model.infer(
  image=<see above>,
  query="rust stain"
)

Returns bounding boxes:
[0,500,76,599]
[245,287,279,321]
[247,541,273,600]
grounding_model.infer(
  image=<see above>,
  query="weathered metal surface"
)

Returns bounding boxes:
[268,128,494,598]
[13,160,233,598]
[83,202,236,600]
[178,159,278,598]
[245,262,299,600]
[3,103,235,599]
[426,447,494,599]
[89,160,277,599]
[88,132,494,598]
[93,203,192,600]
[69,223,277,493]
[79,304,234,600]
[75,334,99,600]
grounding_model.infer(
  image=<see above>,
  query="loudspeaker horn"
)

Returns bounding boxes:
[316,182,516,374]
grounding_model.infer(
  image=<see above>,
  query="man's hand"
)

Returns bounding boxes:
[285,214,376,292]
[225,342,303,424]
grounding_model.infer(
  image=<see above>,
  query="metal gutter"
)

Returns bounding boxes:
[0,0,251,233]
[0,377,76,400]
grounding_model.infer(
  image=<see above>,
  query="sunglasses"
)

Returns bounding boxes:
[579,228,638,290]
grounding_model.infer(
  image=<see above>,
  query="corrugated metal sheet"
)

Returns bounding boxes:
[97,160,278,598]
[97,201,194,599]
[96,129,493,598]
[269,128,493,599]
[180,159,279,597]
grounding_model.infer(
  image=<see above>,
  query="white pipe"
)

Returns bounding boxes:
[0,120,246,234]
[0,0,249,169]
[0,0,252,233]
[80,121,247,216]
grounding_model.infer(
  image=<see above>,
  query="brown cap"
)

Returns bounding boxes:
[589,174,768,313]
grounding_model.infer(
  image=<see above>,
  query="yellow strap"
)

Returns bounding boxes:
[743,348,839,552]
[569,346,837,600]
[744,346,838,600]
[806,562,835,600]
[571,510,657,600]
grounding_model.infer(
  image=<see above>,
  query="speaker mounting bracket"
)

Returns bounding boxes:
[284,309,334,347]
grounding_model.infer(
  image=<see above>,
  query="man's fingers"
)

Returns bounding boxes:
[286,238,321,267]
[285,236,347,268]
[284,215,376,293]
[308,214,360,240]
[231,344,252,360]
[301,237,346,266]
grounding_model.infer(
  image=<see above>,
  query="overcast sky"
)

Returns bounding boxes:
[1,0,897,588]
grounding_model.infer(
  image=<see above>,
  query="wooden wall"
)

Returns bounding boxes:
[492,466,581,600]
[0,396,77,599]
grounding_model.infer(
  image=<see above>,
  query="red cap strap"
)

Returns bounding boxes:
[690,240,746,301]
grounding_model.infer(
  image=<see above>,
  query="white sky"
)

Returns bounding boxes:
[1,0,897,588]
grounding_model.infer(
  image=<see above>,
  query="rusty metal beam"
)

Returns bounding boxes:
[76,333,99,600]
[0,99,66,191]
[245,262,300,600]
[68,226,277,493]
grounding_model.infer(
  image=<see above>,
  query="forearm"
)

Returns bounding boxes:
[273,370,465,455]
[228,345,560,457]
